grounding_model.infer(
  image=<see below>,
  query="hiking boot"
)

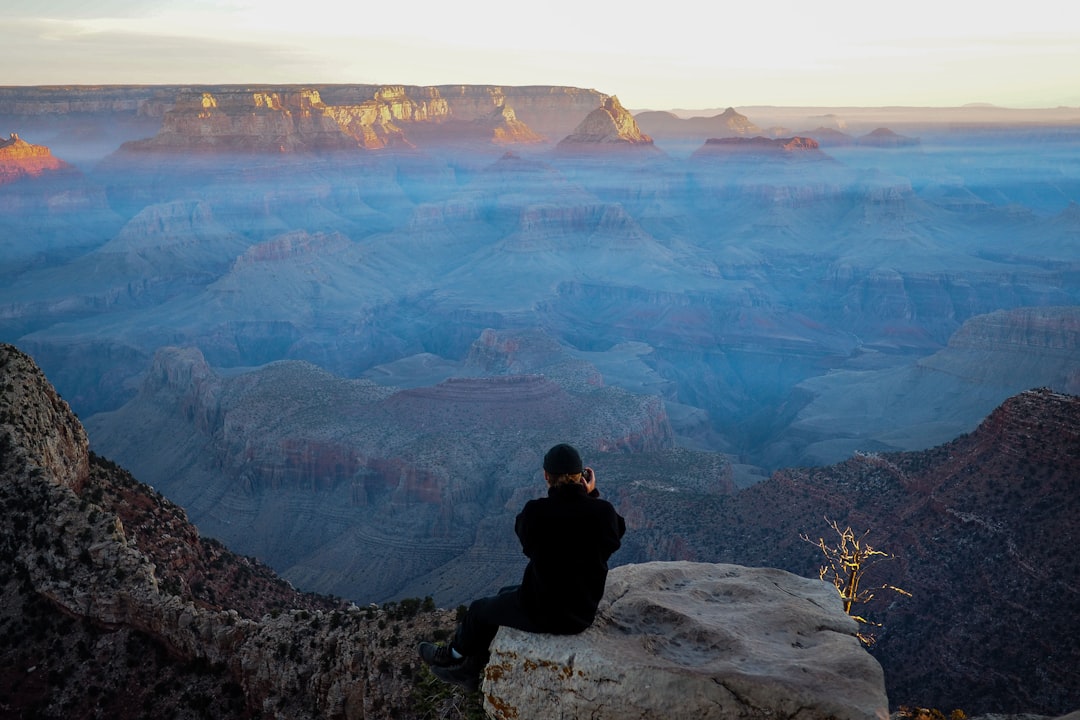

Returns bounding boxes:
[418,641,461,668]
[429,661,481,693]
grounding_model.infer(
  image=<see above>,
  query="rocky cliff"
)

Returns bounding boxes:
[2,342,884,720]
[614,386,1080,715]
[555,96,659,153]
[119,89,360,153]
[0,342,461,719]
[319,84,604,140]
[0,132,71,182]
[784,306,1080,466]
[4,84,599,154]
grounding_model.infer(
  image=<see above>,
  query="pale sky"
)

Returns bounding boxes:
[2,0,1079,110]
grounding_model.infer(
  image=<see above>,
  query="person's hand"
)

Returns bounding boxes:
[582,467,597,494]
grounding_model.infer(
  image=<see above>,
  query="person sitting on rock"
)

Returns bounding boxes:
[418,442,626,691]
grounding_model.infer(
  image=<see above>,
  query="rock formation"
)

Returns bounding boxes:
[0,132,71,182]
[635,106,764,140]
[397,102,546,147]
[0,342,457,719]
[857,127,920,148]
[786,306,1080,464]
[2,342,880,720]
[118,89,360,153]
[802,126,857,146]
[84,340,688,604]
[555,96,659,153]
[28,84,591,154]
[618,386,1080,715]
[483,561,889,720]
[487,104,545,145]
[691,135,828,160]
[426,85,605,139]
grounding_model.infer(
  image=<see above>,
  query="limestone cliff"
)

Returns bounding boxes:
[118,89,359,153]
[0,132,71,183]
[0,86,158,114]
[396,102,547,148]
[9,84,595,153]
[487,104,545,145]
[555,96,659,153]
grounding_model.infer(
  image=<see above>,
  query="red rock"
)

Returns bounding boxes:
[691,135,825,159]
[0,132,70,183]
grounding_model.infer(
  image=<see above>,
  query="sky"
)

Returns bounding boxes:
[2,0,1079,110]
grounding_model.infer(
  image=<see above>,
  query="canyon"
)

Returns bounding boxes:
[0,85,1078,715]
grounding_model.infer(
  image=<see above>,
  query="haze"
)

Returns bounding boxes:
[3,0,1080,108]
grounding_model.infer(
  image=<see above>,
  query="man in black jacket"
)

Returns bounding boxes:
[418,443,626,690]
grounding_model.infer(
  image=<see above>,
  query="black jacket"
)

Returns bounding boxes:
[514,482,626,633]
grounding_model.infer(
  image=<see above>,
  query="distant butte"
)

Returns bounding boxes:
[0,132,71,182]
[110,85,581,154]
[690,135,828,160]
[856,127,920,147]
[634,106,763,140]
[555,96,660,154]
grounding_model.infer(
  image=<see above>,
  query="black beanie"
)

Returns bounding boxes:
[543,443,583,475]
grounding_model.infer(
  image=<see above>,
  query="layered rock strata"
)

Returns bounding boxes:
[691,135,827,159]
[555,96,659,153]
[119,89,359,153]
[0,132,70,182]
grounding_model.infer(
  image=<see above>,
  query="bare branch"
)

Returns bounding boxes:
[802,516,909,645]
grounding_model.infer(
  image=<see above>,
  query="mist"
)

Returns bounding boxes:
[3,109,1078,480]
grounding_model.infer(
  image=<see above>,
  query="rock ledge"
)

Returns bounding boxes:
[484,561,889,720]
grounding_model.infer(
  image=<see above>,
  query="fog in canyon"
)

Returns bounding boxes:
[2,87,1078,608]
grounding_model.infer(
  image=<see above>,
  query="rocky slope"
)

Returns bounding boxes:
[614,387,1080,715]
[7,342,1076,718]
[783,305,1080,466]
[83,335,712,605]
[0,342,463,719]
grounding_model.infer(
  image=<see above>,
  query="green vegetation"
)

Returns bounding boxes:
[410,665,487,720]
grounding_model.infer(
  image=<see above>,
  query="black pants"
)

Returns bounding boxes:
[454,585,542,658]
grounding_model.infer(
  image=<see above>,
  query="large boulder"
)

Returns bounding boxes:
[483,561,889,720]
